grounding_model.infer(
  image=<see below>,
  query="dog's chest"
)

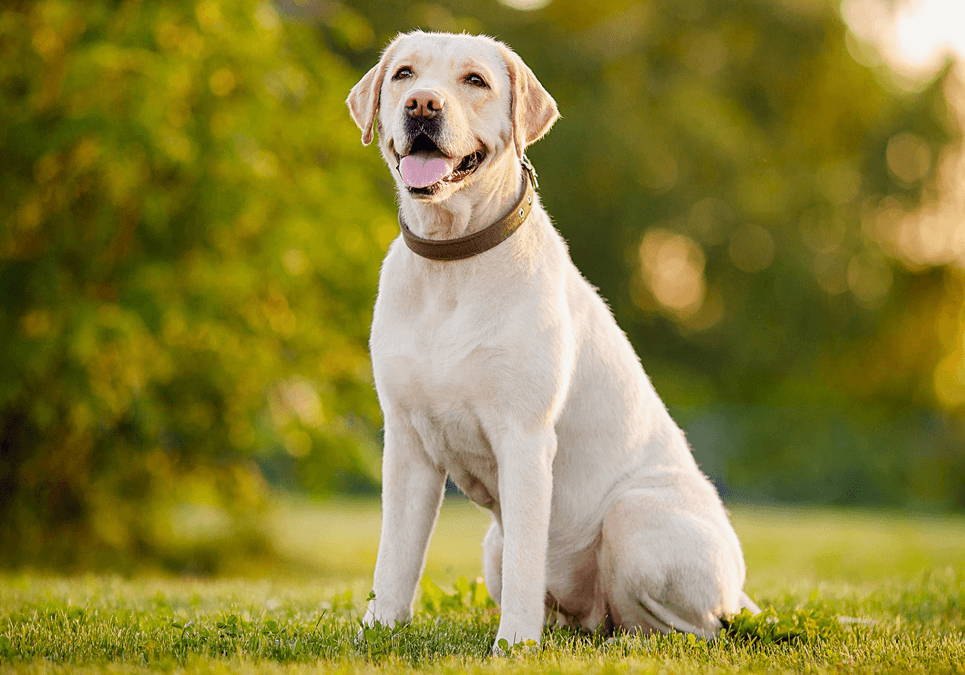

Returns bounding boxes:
[371,268,516,506]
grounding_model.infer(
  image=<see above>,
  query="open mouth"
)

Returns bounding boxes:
[396,134,487,195]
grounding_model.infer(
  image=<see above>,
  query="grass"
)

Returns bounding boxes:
[2,499,964,674]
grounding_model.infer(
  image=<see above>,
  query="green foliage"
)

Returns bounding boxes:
[0,0,391,569]
[418,576,496,615]
[723,603,844,645]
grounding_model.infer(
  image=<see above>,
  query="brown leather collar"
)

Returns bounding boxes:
[399,158,539,261]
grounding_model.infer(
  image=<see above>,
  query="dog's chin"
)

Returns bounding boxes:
[405,182,450,202]
[404,181,456,202]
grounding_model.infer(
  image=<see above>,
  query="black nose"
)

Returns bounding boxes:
[405,89,445,119]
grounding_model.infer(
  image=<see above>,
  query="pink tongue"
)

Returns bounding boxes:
[400,154,454,188]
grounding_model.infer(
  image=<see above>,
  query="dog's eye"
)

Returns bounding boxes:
[393,67,413,81]
[465,73,488,88]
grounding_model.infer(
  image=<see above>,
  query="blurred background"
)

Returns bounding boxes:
[1,0,964,575]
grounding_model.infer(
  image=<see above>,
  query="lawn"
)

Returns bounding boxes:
[2,499,964,674]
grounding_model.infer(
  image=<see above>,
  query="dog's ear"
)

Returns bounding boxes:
[499,44,560,160]
[347,36,403,146]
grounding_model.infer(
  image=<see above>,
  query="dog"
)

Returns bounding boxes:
[347,30,759,652]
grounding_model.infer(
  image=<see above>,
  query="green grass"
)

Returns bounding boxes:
[2,500,965,674]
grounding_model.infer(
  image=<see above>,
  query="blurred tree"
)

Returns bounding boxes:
[2,0,963,574]
[0,0,392,569]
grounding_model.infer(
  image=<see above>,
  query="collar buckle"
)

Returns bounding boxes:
[521,154,539,190]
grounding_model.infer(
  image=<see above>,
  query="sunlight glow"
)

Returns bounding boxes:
[497,0,553,11]
[843,0,965,81]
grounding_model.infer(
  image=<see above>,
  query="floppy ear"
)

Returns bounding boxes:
[346,37,402,146]
[498,44,560,160]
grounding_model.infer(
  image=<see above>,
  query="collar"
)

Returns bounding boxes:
[399,157,539,261]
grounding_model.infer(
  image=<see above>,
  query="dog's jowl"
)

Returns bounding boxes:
[347,30,759,653]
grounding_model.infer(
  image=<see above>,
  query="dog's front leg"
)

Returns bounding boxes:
[363,415,446,630]
[492,428,556,652]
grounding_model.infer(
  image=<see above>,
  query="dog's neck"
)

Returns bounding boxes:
[397,151,525,240]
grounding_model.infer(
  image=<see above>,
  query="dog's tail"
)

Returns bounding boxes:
[738,591,761,615]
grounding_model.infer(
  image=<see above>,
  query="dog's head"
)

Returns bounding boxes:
[347,31,558,203]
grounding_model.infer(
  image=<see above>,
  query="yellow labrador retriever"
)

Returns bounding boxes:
[347,30,758,652]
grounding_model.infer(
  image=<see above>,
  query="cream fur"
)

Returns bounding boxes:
[347,31,758,653]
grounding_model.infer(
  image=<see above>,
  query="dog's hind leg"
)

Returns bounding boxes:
[738,591,761,615]
[599,486,748,639]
